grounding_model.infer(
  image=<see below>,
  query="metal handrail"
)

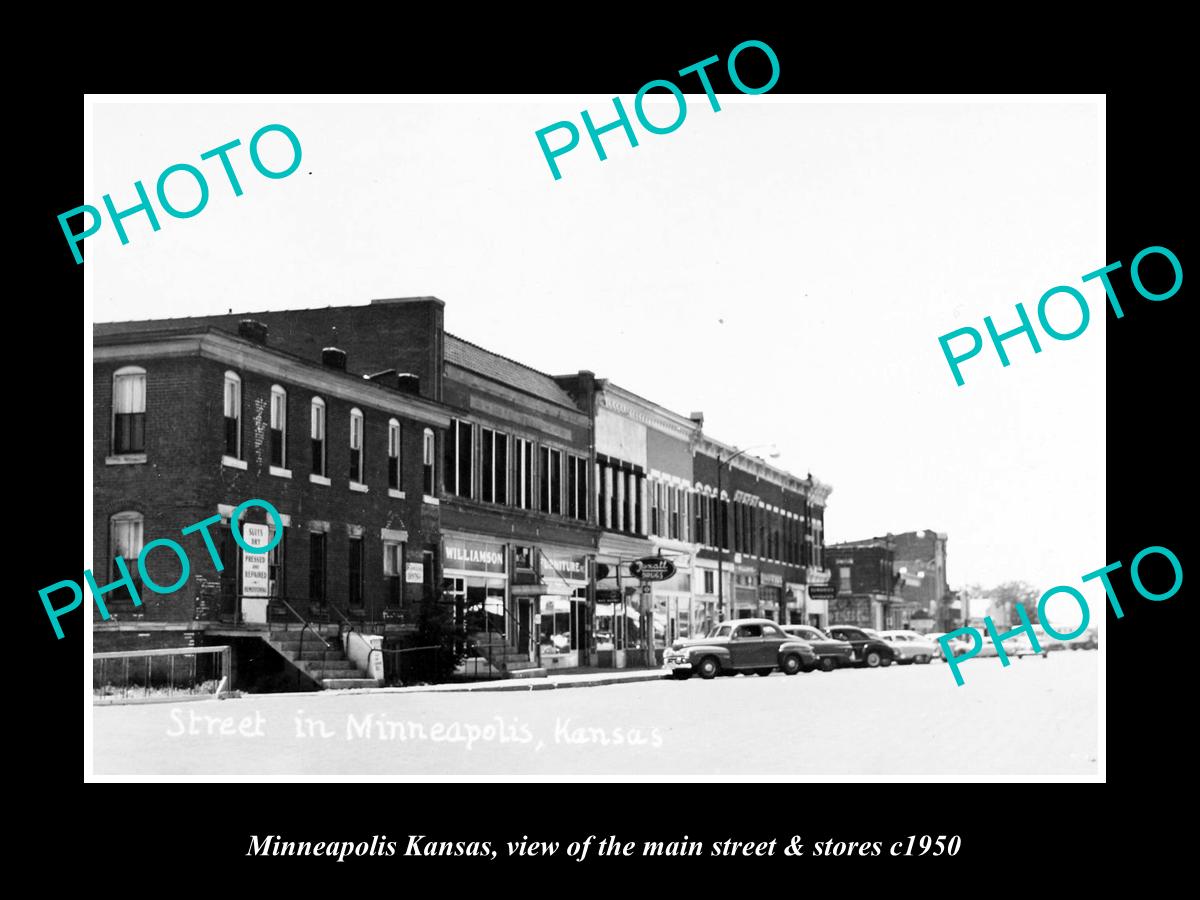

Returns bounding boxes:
[275,597,331,688]
[460,597,519,680]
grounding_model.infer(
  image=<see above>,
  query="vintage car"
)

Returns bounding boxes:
[1068,627,1098,650]
[663,619,818,680]
[879,630,939,664]
[826,625,899,668]
[781,624,854,672]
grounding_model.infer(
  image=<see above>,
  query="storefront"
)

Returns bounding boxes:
[442,534,508,643]
[536,547,590,670]
[758,572,784,622]
[784,582,806,626]
[650,553,694,655]
[732,564,759,618]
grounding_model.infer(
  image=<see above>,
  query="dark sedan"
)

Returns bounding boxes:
[781,624,854,672]
[826,625,898,668]
[663,619,819,680]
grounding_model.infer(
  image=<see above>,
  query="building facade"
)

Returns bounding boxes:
[93,318,453,659]
[692,435,829,628]
[826,536,903,630]
[891,529,951,630]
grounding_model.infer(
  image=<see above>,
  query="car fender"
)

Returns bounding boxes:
[684,645,731,664]
[779,640,814,662]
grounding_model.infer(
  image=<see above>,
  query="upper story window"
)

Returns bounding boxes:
[538,446,563,515]
[567,455,588,521]
[422,428,435,495]
[223,371,242,459]
[310,397,326,477]
[349,408,365,484]
[388,419,402,491]
[111,366,146,455]
[269,385,287,468]
[443,418,474,498]
[516,438,533,509]
[480,427,509,505]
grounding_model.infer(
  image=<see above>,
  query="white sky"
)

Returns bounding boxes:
[89,96,1104,597]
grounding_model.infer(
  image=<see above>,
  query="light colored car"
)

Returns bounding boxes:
[879,630,937,665]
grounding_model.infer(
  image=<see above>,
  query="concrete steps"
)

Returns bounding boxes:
[262,633,379,691]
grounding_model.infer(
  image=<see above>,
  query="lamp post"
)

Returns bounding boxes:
[715,444,779,623]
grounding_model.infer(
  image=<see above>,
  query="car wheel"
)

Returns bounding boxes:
[865,651,882,668]
[698,656,720,680]
[819,657,837,672]
[755,668,774,677]
[781,654,802,676]
[671,670,691,680]
[917,655,930,665]
[880,657,893,667]
[898,658,913,665]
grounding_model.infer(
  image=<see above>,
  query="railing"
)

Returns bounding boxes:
[275,598,332,689]
[94,645,232,703]
[366,644,444,686]
[461,599,518,680]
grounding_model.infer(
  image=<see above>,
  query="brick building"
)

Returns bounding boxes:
[692,435,829,627]
[891,529,951,630]
[826,536,905,630]
[93,315,454,688]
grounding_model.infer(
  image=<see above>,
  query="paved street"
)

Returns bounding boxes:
[93,651,1098,777]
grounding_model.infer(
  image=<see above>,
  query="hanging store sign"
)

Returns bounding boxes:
[630,557,676,582]
[808,583,837,601]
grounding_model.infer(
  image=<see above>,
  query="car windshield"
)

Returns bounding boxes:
[707,624,731,638]
[800,627,824,640]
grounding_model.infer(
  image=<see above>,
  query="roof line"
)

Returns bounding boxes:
[444,332,568,382]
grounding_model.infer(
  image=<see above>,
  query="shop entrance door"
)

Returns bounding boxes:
[517,598,532,657]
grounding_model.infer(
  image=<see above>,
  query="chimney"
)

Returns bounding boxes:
[237,319,268,345]
[396,373,421,395]
[690,411,704,429]
[322,347,347,371]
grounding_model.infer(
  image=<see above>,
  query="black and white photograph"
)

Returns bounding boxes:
[74,88,1123,783]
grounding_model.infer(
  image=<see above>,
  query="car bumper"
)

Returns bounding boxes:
[663,659,692,670]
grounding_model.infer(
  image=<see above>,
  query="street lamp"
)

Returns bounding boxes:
[715,444,779,623]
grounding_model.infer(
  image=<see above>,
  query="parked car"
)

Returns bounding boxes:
[781,624,854,672]
[826,625,898,668]
[879,630,938,664]
[663,619,819,680]
[1069,627,1098,650]
[1032,626,1068,652]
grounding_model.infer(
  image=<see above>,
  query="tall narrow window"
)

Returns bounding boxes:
[348,536,364,608]
[695,493,705,543]
[568,455,588,520]
[669,487,679,540]
[309,531,327,604]
[517,438,533,509]
[111,366,146,454]
[383,541,403,607]
[109,511,144,589]
[267,526,285,597]
[620,467,630,529]
[223,371,241,459]
[310,398,326,477]
[443,418,474,498]
[634,474,644,534]
[480,428,509,504]
[550,449,562,515]
[538,446,550,512]
[650,481,659,536]
[388,419,402,491]
[422,428,435,495]
[349,408,364,484]
[270,385,287,468]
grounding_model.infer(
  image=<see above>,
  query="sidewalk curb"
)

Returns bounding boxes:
[320,671,669,697]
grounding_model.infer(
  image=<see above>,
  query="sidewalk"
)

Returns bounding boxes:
[325,666,669,696]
